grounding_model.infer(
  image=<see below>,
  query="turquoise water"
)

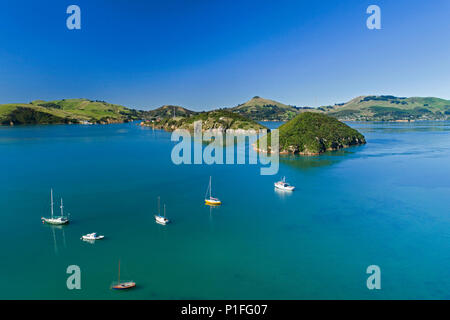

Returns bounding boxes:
[0,121,449,299]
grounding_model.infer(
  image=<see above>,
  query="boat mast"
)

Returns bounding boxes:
[50,188,54,219]
[210,176,212,199]
[164,204,166,218]
[158,196,160,216]
[60,198,64,217]
[118,260,120,284]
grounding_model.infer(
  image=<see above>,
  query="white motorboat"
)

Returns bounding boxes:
[274,177,295,191]
[81,232,105,241]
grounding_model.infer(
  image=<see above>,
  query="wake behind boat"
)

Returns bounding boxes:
[274,177,295,191]
[41,189,70,225]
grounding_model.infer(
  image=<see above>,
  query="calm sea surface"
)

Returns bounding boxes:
[0,121,449,299]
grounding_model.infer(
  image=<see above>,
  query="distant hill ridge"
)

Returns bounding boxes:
[226,95,450,121]
[143,105,197,119]
[323,95,450,121]
[227,96,309,121]
[2,95,449,125]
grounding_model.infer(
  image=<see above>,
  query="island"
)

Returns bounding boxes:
[141,109,266,132]
[255,112,366,155]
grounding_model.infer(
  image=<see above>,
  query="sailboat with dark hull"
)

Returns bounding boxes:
[111,260,136,290]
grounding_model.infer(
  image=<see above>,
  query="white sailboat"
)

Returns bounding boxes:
[274,176,295,191]
[155,198,170,225]
[205,176,221,205]
[41,189,69,225]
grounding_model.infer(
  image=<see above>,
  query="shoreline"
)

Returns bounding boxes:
[252,142,366,156]
[140,121,264,134]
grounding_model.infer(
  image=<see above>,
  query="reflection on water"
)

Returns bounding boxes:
[280,155,341,170]
[274,187,294,199]
[44,224,67,254]
[207,203,221,223]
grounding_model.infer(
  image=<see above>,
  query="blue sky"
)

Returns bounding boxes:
[0,0,449,110]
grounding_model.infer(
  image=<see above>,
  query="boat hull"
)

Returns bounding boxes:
[155,215,169,225]
[205,199,221,205]
[112,282,136,290]
[81,235,104,241]
[41,217,69,225]
[274,183,295,191]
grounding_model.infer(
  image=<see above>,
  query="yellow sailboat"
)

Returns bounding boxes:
[205,176,221,206]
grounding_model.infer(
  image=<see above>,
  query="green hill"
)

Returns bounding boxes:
[145,109,266,132]
[142,105,197,119]
[229,95,450,122]
[3,95,449,126]
[229,96,308,121]
[0,99,141,125]
[324,95,450,121]
[257,112,366,155]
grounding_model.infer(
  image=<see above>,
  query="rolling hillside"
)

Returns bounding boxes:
[0,99,141,125]
[141,105,198,119]
[229,96,310,121]
[228,95,450,122]
[323,96,450,121]
[2,95,449,126]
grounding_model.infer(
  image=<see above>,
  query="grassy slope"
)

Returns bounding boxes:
[0,99,139,124]
[325,96,450,120]
[261,112,366,154]
[230,95,450,121]
[143,105,197,119]
[3,95,449,125]
[0,104,21,118]
[230,96,302,121]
